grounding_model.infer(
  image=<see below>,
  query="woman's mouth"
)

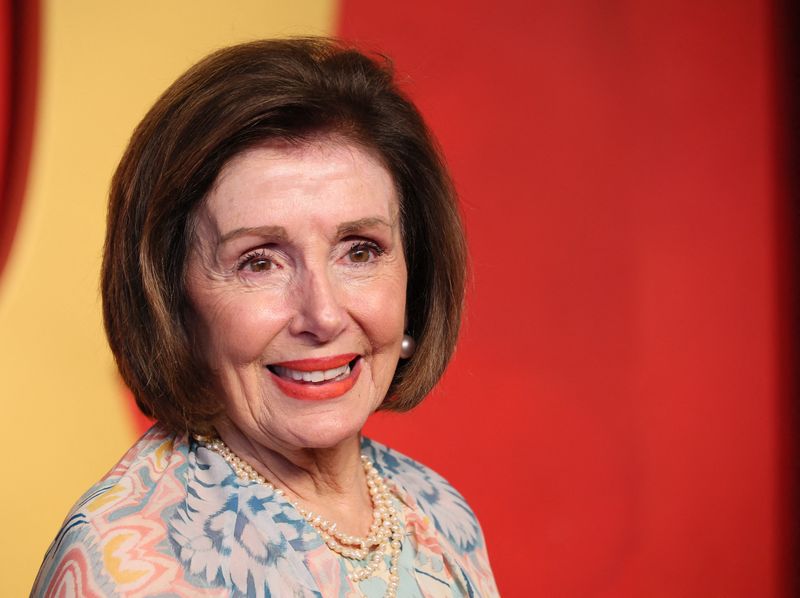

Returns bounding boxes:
[266,354,361,400]
[270,361,353,383]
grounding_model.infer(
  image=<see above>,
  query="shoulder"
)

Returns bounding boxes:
[59,426,189,526]
[361,437,487,555]
[32,427,192,596]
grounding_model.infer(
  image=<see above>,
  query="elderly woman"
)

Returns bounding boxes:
[33,38,497,597]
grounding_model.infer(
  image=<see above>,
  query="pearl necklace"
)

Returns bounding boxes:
[194,436,403,597]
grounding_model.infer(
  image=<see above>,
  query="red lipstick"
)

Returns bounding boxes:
[271,353,357,371]
[268,354,360,400]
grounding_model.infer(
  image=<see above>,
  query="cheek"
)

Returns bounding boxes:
[347,275,407,347]
[192,291,286,366]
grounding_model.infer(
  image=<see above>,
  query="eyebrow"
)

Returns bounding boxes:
[218,225,289,245]
[217,217,394,247]
[336,217,394,237]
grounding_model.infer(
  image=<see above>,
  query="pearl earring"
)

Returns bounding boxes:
[400,334,416,359]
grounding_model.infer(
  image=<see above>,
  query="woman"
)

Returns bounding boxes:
[33,38,497,597]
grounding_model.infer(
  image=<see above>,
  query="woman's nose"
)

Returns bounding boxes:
[288,267,347,342]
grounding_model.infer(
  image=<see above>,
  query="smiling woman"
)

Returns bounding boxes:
[187,140,408,453]
[31,38,498,597]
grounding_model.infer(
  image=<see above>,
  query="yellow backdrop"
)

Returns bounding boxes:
[0,2,335,593]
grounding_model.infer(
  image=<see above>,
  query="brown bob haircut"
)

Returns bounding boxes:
[102,38,466,435]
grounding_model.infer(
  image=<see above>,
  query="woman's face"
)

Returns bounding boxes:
[186,138,407,451]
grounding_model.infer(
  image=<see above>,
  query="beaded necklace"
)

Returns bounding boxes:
[194,435,404,597]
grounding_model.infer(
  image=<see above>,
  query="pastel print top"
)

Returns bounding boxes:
[32,428,499,597]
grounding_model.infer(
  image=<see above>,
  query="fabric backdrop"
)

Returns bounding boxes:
[0,1,790,596]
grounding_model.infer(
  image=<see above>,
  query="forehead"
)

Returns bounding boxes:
[199,137,400,233]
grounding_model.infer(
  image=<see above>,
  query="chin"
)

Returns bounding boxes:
[263,363,387,450]
[285,415,368,450]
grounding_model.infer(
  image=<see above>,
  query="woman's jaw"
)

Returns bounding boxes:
[211,353,385,482]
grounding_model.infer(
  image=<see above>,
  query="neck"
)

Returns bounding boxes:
[212,418,372,535]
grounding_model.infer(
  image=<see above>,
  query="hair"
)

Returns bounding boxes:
[102,38,467,434]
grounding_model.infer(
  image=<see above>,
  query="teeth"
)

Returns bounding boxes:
[273,362,351,383]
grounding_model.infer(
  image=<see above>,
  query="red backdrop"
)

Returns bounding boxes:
[0,0,38,278]
[0,0,10,242]
[342,1,789,596]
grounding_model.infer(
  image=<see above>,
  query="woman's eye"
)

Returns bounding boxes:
[238,251,274,273]
[247,258,272,272]
[347,242,383,263]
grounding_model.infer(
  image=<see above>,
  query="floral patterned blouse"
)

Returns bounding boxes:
[32,427,498,597]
